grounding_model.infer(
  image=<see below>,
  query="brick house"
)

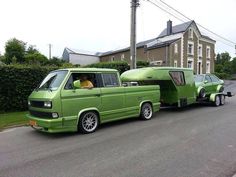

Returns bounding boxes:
[99,20,216,74]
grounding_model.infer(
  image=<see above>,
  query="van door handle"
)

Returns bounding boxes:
[95,94,101,97]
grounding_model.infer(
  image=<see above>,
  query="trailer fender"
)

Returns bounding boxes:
[209,93,222,102]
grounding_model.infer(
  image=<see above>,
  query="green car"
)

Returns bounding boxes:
[194,74,224,98]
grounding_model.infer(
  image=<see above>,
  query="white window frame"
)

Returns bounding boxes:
[187,41,194,55]
[206,46,211,58]
[198,44,202,57]
[121,54,125,61]
[206,61,210,73]
[174,43,178,54]
[187,58,194,69]
[189,28,193,39]
[174,60,178,67]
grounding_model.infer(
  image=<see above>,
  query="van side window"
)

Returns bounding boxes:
[205,75,212,83]
[102,73,119,87]
[64,73,97,89]
[169,71,185,86]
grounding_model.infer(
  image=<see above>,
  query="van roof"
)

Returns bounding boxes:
[57,68,118,72]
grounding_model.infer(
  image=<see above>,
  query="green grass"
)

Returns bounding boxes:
[0,111,28,130]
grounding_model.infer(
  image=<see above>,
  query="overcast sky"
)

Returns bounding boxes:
[0,0,236,58]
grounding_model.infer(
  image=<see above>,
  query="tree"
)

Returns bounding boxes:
[24,45,48,65]
[4,38,26,64]
[231,57,236,74]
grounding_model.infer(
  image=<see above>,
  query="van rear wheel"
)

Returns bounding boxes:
[140,103,153,120]
[78,112,98,134]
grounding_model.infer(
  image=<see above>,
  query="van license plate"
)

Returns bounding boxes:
[29,120,37,126]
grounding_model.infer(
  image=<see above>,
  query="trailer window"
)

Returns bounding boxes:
[169,71,185,86]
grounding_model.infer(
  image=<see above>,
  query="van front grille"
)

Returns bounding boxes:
[29,110,52,119]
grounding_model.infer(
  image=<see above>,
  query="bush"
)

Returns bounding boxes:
[137,60,149,68]
[0,65,58,111]
[86,61,129,74]
[214,72,231,79]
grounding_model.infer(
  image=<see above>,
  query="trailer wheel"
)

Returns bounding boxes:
[220,95,225,105]
[214,95,220,107]
[78,111,99,134]
[199,88,206,98]
[140,103,153,120]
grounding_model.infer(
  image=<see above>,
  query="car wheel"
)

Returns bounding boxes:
[220,95,225,105]
[78,111,99,134]
[199,88,206,98]
[214,95,220,107]
[140,103,153,120]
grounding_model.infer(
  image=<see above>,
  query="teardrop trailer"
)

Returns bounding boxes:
[120,67,233,107]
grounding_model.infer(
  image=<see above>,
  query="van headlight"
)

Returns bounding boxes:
[44,101,52,108]
[28,100,31,106]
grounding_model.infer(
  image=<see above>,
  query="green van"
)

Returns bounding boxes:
[27,68,161,133]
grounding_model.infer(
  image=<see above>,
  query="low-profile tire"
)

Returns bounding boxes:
[140,103,153,120]
[199,88,206,98]
[214,95,220,107]
[78,111,99,134]
[220,95,225,105]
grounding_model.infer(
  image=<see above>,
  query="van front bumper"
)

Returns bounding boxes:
[27,114,77,133]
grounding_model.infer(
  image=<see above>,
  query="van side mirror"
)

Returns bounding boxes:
[204,80,208,84]
[73,80,81,89]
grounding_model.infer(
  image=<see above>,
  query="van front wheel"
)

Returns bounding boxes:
[78,112,98,134]
[140,103,153,120]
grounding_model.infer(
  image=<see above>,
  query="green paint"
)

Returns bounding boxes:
[27,68,160,133]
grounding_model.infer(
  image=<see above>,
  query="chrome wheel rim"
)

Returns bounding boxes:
[143,105,152,119]
[82,112,98,132]
[215,96,220,106]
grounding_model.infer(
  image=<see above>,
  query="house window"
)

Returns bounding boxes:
[206,46,211,58]
[198,44,202,57]
[121,54,125,61]
[111,56,115,61]
[189,28,193,39]
[174,43,178,54]
[206,61,210,73]
[187,59,193,69]
[188,42,194,55]
[174,60,177,67]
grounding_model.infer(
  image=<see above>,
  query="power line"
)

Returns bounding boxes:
[145,0,185,23]
[156,0,236,45]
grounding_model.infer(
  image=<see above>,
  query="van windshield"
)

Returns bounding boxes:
[194,75,204,82]
[37,70,68,91]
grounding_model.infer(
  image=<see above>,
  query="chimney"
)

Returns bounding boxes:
[167,20,172,35]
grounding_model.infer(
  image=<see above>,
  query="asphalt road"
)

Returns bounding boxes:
[1,81,236,177]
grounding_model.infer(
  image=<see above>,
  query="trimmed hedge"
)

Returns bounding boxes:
[0,65,58,111]
[86,61,130,74]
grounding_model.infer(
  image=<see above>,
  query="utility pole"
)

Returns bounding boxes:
[48,44,52,59]
[130,0,139,69]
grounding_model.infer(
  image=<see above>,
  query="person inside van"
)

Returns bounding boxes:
[79,74,94,89]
